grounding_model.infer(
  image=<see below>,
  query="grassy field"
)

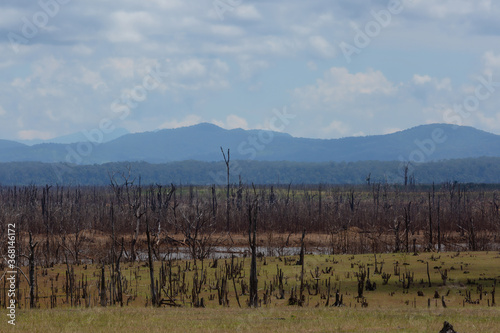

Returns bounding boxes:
[4,306,500,332]
[3,251,500,332]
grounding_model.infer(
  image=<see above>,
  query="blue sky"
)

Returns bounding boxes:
[1,0,500,141]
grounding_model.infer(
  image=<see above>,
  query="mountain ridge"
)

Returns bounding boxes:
[0,123,499,164]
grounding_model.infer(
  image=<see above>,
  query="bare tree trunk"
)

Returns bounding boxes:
[394,217,401,253]
[29,232,38,309]
[404,163,409,187]
[221,147,230,231]
[211,185,217,221]
[318,184,322,219]
[131,213,141,262]
[146,217,157,306]
[428,191,433,250]
[404,202,411,253]
[100,265,106,307]
[299,229,306,306]
[437,196,441,252]
[42,185,52,267]
[115,239,124,306]
[248,198,258,308]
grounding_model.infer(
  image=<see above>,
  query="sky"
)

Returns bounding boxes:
[1,0,500,141]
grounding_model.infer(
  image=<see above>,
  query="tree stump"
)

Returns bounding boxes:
[439,321,457,333]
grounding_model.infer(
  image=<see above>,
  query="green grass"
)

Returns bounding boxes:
[3,251,500,331]
[4,306,500,332]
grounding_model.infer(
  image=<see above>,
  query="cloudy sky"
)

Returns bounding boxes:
[1,0,500,141]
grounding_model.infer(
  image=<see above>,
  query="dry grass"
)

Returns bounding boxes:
[4,306,500,332]
[4,251,500,331]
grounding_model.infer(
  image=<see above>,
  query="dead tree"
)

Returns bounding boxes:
[145,215,157,306]
[439,321,457,333]
[357,266,367,299]
[113,238,125,306]
[403,162,410,187]
[392,217,402,253]
[28,232,38,309]
[148,184,175,258]
[178,204,218,266]
[41,185,52,266]
[109,167,145,262]
[211,185,217,221]
[428,188,434,250]
[100,265,106,306]
[221,147,231,231]
[298,229,306,306]
[130,183,146,262]
[437,195,442,252]
[248,196,258,307]
[404,201,412,253]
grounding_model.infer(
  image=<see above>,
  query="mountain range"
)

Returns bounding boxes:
[15,127,130,146]
[1,123,499,164]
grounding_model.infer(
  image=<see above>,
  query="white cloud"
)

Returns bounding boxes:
[147,0,183,11]
[210,24,245,37]
[320,120,350,137]
[0,105,6,116]
[294,67,396,109]
[234,5,263,21]
[78,66,105,90]
[413,74,451,91]
[226,115,248,129]
[105,11,157,43]
[17,130,54,140]
[0,8,23,28]
[410,0,491,19]
[212,115,248,130]
[307,61,317,71]
[309,36,336,58]
[175,59,207,77]
[164,58,230,90]
[412,74,432,85]
[477,112,500,132]
[11,78,30,89]
[103,58,135,79]
[159,115,203,129]
[382,127,402,135]
[483,51,500,75]
[31,56,64,83]
[72,45,94,56]
[237,56,269,79]
[484,51,500,67]
[287,66,485,138]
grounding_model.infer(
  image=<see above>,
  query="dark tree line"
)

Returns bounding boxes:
[2,157,500,185]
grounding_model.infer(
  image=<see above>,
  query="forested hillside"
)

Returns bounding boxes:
[1,123,500,164]
[0,157,499,186]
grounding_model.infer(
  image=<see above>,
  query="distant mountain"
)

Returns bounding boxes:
[1,123,499,164]
[16,128,130,146]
